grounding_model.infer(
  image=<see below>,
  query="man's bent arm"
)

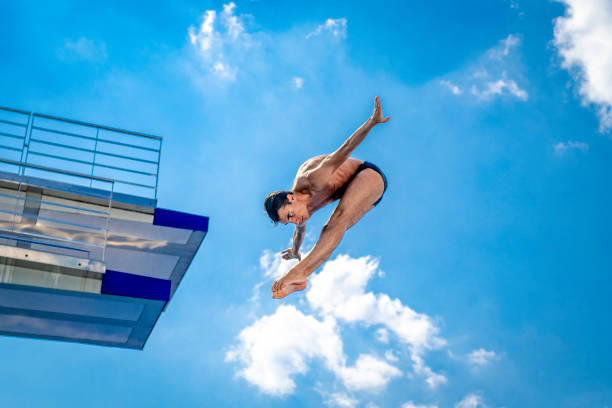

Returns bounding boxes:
[292,223,306,254]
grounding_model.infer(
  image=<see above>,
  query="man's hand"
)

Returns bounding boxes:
[281,248,302,261]
[370,96,390,125]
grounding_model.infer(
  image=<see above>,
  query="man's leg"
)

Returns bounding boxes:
[273,169,385,298]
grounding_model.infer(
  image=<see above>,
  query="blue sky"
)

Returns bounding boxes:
[1,0,612,407]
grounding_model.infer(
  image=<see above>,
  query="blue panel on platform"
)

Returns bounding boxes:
[102,270,171,301]
[153,208,209,232]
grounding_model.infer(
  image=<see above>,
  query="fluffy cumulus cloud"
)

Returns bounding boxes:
[228,252,449,403]
[339,354,402,390]
[225,305,343,396]
[226,303,402,395]
[307,255,446,388]
[467,348,500,367]
[553,140,589,155]
[440,35,528,102]
[553,0,612,131]
[307,18,348,39]
[187,2,251,81]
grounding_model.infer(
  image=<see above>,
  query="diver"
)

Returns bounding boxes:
[265,96,390,298]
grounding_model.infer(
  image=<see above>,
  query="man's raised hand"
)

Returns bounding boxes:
[281,248,302,261]
[371,96,390,125]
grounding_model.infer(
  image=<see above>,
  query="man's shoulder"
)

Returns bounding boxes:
[298,155,328,172]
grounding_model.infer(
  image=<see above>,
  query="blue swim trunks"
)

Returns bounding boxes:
[333,161,388,206]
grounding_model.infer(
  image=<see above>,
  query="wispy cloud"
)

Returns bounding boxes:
[439,34,528,102]
[489,34,520,59]
[505,0,525,17]
[440,80,462,95]
[467,348,500,367]
[187,2,251,81]
[59,37,108,62]
[306,18,348,39]
[259,249,298,279]
[553,0,612,132]
[554,140,589,155]
[471,75,528,101]
[455,393,486,408]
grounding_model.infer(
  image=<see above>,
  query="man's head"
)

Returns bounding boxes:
[264,191,309,225]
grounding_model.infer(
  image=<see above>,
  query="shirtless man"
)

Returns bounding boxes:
[264,96,390,299]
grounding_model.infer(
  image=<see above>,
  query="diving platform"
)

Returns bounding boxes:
[0,106,208,349]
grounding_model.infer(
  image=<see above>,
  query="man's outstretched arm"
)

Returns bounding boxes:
[311,96,389,186]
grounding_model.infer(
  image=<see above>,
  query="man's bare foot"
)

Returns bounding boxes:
[272,273,308,299]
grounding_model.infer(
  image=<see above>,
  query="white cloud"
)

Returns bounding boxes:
[411,353,447,389]
[307,18,348,39]
[225,305,344,396]
[222,2,244,39]
[553,0,612,131]
[259,249,298,279]
[402,402,439,408]
[505,0,525,16]
[339,354,402,390]
[439,35,527,103]
[307,255,446,388]
[384,350,399,362]
[229,253,445,396]
[440,80,462,95]
[226,304,402,396]
[488,34,520,59]
[294,77,305,89]
[467,348,500,367]
[471,76,528,101]
[213,61,237,80]
[501,34,520,56]
[187,2,251,81]
[307,256,444,350]
[455,393,486,408]
[325,392,359,408]
[375,328,389,343]
[554,140,589,155]
[188,10,216,52]
[60,37,107,62]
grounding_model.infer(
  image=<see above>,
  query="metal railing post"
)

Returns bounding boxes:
[91,127,99,188]
[19,111,33,176]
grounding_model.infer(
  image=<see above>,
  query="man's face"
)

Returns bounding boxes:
[277,195,309,225]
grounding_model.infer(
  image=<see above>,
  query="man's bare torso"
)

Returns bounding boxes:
[291,155,363,213]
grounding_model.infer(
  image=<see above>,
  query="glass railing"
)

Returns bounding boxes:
[0,160,114,263]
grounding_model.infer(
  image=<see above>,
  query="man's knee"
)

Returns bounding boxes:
[323,215,348,233]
